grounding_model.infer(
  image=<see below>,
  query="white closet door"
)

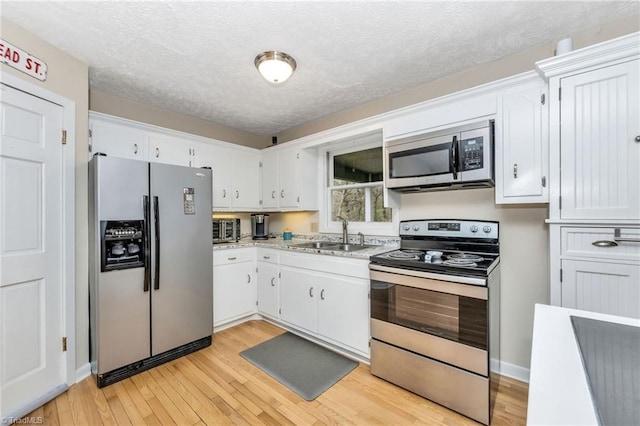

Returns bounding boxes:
[560,60,640,220]
[0,85,66,419]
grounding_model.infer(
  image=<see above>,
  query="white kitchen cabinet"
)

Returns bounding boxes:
[231,150,261,210]
[560,260,640,318]
[279,266,319,332]
[89,115,147,160]
[261,146,318,210]
[495,75,548,204]
[278,252,370,356]
[558,60,639,221]
[148,132,192,167]
[256,248,279,319]
[537,33,640,318]
[213,249,257,327]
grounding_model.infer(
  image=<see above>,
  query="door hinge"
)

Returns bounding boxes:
[61,130,67,145]
[541,176,547,187]
[560,269,563,282]
[541,93,546,105]
[62,337,67,352]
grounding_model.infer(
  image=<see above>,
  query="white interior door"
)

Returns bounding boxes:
[0,85,66,420]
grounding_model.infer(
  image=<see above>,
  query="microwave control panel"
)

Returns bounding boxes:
[460,137,484,171]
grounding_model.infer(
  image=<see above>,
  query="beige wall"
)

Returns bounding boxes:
[90,90,269,149]
[0,18,90,370]
[277,14,640,143]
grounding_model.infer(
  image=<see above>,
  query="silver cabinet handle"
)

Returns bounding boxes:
[513,163,518,178]
[280,190,285,198]
[134,143,138,154]
[247,274,251,283]
[614,228,640,243]
[235,190,239,199]
[155,147,159,158]
[263,255,270,259]
[222,189,227,198]
[270,277,275,286]
[227,256,237,260]
[271,191,276,199]
[320,289,325,300]
[309,287,314,297]
[592,240,618,247]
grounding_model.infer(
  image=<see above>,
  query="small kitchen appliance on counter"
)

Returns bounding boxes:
[212,217,241,244]
[251,213,270,240]
[369,218,500,425]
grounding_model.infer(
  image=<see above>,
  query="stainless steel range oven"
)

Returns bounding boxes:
[369,219,500,425]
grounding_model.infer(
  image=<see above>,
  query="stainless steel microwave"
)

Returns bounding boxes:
[385,120,495,192]
[212,218,240,244]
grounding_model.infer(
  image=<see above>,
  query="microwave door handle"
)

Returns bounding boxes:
[450,135,459,180]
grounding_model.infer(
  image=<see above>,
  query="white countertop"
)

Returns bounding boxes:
[527,304,640,425]
[212,237,397,259]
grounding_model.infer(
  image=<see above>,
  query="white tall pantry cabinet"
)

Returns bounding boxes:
[537,33,640,318]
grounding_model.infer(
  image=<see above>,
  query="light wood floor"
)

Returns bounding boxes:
[24,320,528,425]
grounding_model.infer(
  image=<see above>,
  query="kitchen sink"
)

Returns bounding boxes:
[291,241,377,251]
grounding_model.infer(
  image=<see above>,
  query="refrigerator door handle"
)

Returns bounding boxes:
[143,195,151,292]
[153,195,160,290]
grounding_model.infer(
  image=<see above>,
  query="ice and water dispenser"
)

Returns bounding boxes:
[100,220,145,271]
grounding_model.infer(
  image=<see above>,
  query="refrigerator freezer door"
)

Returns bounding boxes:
[91,156,151,374]
[150,163,213,355]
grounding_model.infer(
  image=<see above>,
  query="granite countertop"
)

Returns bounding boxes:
[212,235,398,259]
[527,304,640,426]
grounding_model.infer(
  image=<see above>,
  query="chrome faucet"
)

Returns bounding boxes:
[358,232,365,246]
[336,215,348,243]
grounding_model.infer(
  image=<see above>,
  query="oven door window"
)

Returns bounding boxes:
[371,280,487,350]
[388,142,452,179]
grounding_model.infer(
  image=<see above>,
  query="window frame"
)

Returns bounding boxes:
[320,138,399,236]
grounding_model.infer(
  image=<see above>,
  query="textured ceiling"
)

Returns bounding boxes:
[1,1,638,136]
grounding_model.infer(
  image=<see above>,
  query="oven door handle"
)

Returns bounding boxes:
[370,266,488,299]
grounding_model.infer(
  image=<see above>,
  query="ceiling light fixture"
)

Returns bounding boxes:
[254,51,297,84]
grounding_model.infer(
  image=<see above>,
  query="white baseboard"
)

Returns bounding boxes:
[75,362,92,383]
[491,358,530,383]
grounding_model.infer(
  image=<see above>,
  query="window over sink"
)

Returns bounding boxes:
[320,130,398,236]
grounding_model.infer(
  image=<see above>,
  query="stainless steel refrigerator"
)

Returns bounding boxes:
[89,155,213,387]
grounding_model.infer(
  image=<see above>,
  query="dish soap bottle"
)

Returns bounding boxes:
[283,227,292,241]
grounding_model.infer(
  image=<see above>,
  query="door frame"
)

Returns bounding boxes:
[1,73,76,387]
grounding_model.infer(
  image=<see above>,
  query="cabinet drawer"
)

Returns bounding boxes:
[561,227,640,262]
[280,252,369,279]
[214,248,255,266]
[257,248,279,264]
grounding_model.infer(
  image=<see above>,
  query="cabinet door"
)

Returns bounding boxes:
[207,147,232,209]
[561,259,640,318]
[213,262,256,326]
[148,133,192,166]
[496,82,548,203]
[279,266,318,332]
[257,262,279,318]
[560,60,640,220]
[261,151,279,209]
[279,149,300,208]
[90,118,146,160]
[232,151,261,209]
[317,274,369,354]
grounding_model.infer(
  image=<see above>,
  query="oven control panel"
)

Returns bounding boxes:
[400,219,498,239]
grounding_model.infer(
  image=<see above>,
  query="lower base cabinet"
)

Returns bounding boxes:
[213,249,257,327]
[279,253,370,356]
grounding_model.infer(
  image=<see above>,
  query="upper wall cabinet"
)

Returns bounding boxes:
[495,74,549,204]
[537,33,640,222]
[89,116,147,161]
[261,146,318,211]
[148,132,192,167]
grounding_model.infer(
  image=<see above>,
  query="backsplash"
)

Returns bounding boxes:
[239,232,400,247]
